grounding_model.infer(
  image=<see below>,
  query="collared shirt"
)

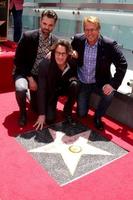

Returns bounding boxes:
[62,63,70,76]
[31,29,53,75]
[78,40,98,84]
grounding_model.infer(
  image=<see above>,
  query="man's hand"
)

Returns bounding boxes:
[27,76,37,91]
[102,84,114,95]
[71,50,78,59]
[33,115,46,130]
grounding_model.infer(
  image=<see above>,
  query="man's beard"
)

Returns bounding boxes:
[42,29,51,38]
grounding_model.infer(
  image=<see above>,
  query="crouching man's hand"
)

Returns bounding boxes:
[33,115,46,130]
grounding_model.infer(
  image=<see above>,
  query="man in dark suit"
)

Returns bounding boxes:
[13,10,58,126]
[71,16,127,130]
[34,39,79,130]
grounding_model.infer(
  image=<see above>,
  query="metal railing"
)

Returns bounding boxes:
[23,2,133,11]
[37,2,133,11]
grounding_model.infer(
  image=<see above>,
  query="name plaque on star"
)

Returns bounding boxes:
[69,145,82,153]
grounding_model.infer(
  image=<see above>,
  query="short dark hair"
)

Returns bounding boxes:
[41,10,58,23]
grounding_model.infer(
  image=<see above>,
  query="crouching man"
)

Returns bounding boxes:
[34,39,79,130]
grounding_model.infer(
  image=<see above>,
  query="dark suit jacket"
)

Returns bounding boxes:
[37,58,78,115]
[13,29,58,78]
[71,33,127,90]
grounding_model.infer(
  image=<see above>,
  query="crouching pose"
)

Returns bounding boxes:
[71,16,127,130]
[13,10,58,126]
[34,39,79,130]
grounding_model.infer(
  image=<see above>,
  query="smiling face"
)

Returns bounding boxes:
[83,16,100,46]
[40,16,56,38]
[55,45,68,70]
[84,21,100,46]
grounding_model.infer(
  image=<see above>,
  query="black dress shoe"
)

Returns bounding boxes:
[64,116,76,126]
[19,112,27,126]
[94,116,104,131]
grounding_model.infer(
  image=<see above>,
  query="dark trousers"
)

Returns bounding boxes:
[10,7,23,42]
[46,80,79,123]
[77,82,115,118]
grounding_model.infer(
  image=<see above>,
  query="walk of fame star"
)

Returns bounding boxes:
[29,128,113,175]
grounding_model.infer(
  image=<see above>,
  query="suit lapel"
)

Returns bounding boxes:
[96,36,104,69]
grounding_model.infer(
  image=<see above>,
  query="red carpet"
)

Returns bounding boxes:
[0,92,133,200]
[0,41,16,93]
